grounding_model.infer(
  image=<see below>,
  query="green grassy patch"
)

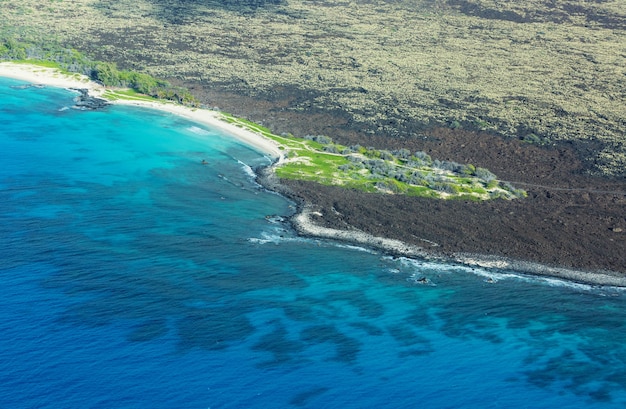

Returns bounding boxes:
[8,59,63,69]
[102,88,163,102]
[219,112,525,201]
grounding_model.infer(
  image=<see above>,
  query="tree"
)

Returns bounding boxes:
[92,62,119,86]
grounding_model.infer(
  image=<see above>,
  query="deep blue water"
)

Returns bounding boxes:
[1,77,626,408]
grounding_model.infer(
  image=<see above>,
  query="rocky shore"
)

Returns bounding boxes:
[283,188,626,288]
[256,142,626,288]
[70,88,109,110]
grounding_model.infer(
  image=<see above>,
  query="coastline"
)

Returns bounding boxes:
[0,62,283,160]
[3,62,624,288]
[291,204,626,288]
[257,170,626,288]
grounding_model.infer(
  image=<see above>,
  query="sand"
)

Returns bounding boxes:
[0,62,283,160]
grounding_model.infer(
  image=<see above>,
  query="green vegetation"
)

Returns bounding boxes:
[0,33,524,200]
[8,59,62,69]
[0,37,199,106]
[221,114,526,200]
[1,0,622,176]
[101,88,164,103]
[1,43,524,201]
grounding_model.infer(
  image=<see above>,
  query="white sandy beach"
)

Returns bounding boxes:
[0,62,283,160]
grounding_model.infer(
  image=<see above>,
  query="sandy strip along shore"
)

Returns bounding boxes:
[0,62,282,160]
[4,62,624,288]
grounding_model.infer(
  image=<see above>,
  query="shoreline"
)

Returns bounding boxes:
[257,169,626,288]
[3,62,624,288]
[291,204,626,288]
[0,62,283,160]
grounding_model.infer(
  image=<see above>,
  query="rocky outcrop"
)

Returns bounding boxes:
[70,88,109,110]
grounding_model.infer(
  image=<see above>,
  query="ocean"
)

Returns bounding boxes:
[1,77,626,408]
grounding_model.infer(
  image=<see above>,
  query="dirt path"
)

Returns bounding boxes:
[509,182,626,196]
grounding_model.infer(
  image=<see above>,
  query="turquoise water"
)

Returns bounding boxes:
[1,77,626,408]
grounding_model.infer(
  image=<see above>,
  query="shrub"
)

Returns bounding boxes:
[431,182,458,194]
[394,172,409,182]
[304,135,332,144]
[323,145,339,153]
[392,148,411,159]
[375,180,402,193]
[501,182,516,191]
[475,167,497,182]
[413,151,431,162]
[379,150,394,161]
[461,163,476,175]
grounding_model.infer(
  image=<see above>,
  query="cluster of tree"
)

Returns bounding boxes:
[0,37,27,60]
[0,36,199,106]
[92,61,199,106]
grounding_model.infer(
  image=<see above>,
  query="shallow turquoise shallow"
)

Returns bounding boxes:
[1,77,626,408]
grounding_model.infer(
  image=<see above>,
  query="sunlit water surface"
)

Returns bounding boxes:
[1,78,626,408]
